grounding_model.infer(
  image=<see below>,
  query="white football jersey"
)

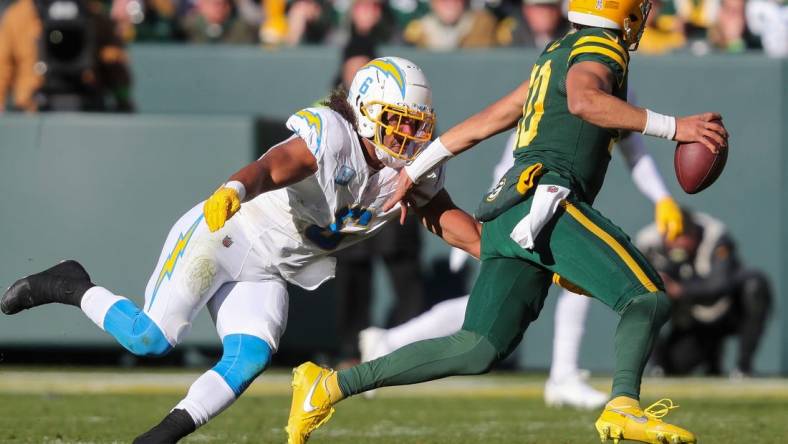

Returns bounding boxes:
[235,106,445,290]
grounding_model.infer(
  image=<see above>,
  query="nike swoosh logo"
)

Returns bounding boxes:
[302,374,322,413]
[610,408,649,423]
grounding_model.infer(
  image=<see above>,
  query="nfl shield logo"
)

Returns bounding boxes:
[222,236,233,248]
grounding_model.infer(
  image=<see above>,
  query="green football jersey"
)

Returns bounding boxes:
[513,27,630,204]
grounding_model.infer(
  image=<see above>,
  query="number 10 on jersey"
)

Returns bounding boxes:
[516,60,552,149]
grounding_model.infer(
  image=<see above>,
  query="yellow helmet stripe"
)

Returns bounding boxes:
[574,36,629,62]
[569,46,628,75]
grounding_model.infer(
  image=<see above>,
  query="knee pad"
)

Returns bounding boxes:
[452,330,499,375]
[212,334,272,396]
[104,300,173,357]
[623,292,671,327]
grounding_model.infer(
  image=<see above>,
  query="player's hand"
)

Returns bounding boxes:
[203,187,242,232]
[655,197,683,242]
[659,272,683,299]
[382,168,416,224]
[674,112,728,153]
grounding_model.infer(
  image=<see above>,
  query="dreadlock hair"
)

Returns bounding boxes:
[322,86,359,133]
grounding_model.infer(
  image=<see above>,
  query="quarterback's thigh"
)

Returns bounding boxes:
[462,258,552,357]
[549,201,663,312]
[208,279,289,352]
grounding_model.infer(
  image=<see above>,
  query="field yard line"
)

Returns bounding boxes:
[1,370,787,399]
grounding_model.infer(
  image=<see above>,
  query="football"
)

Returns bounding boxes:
[674,123,728,194]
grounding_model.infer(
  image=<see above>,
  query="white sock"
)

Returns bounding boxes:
[549,290,591,382]
[174,370,236,427]
[80,286,126,330]
[384,295,469,351]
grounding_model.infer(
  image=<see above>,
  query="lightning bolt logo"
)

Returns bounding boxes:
[295,109,323,152]
[147,214,203,309]
[364,58,406,98]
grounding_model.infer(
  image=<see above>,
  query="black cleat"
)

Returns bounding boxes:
[133,409,197,444]
[1,260,94,315]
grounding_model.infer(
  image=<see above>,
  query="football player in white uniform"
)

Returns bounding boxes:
[359,102,684,409]
[1,57,481,443]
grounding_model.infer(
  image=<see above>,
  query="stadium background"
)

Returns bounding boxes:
[0,46,786,375]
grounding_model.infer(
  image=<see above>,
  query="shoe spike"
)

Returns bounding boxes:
[609,427,621,444]
[599,425,610,442]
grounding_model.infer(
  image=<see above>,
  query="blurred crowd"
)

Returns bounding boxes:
[1,0,785,53]
[0,0,784,111]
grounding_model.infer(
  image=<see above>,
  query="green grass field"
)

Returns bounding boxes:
[1,369,787,443]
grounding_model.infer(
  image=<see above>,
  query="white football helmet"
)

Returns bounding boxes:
[347,56,436,168]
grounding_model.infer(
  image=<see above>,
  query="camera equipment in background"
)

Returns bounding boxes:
[33,0,105,111]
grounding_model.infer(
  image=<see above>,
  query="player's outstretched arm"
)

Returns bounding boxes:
[566,61,728,153]
[414,189,481,259]
[229,137,318,198]
[203,137,318,232]
[438,79,531,155]
[381,80,530,213]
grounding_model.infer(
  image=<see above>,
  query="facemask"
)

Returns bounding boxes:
[375,145,408,170]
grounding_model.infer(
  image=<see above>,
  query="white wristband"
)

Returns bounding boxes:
[642,109,677,140]
[405,137,454,183]
[224,180,247,202]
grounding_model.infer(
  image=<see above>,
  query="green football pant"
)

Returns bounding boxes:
[481,197,664,311]
[339,197,670,400]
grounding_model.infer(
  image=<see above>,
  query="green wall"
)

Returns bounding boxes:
[781,59,788,374]
[0,114,255,346]
[0,47,785,373]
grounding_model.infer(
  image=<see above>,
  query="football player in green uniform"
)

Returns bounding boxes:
[285,0,728,442]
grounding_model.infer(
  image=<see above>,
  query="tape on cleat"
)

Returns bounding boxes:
[671,436,682,444]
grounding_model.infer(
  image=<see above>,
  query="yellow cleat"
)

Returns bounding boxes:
[286,362,342,444]
[595,397,696,444]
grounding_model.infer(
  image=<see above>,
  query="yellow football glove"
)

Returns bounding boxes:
[655,197,683,242]
[204,187,242,232]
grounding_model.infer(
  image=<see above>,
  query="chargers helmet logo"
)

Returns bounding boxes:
[363,58,407,99]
